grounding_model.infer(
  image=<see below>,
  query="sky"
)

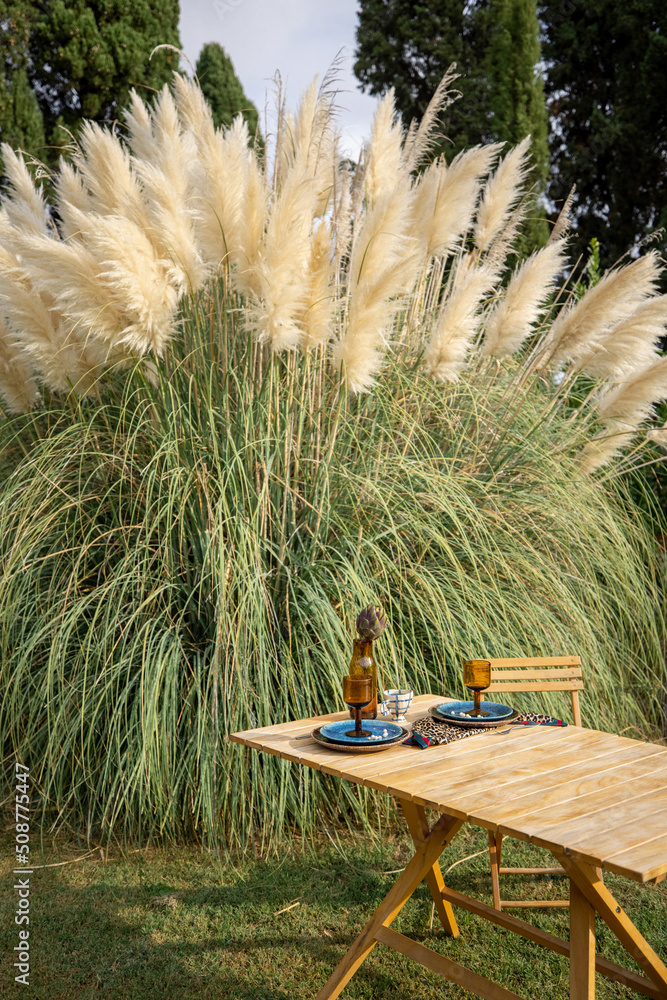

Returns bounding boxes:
[178,0,378,157]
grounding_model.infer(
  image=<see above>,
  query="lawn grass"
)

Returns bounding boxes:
[1,823,665,999]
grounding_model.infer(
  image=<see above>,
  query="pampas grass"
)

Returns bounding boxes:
[73,122,151,231]
[403,66,460,173]
[576,295,667,379]
[365,88,405,208]
[544,253,661,368]
[1,279,664,851]
[0,315,38,412]
[481,239,567,358]
[0,240,108,391]
[333,185,419,390]
[581,357,667,472]
[1,71,666,848]
[473,136,531,252]
[426,259,499,380]
[299,220,336,348]
[185,111,254,272]
[412,144,503,258]
[1,72,665,446]
[1,146,50,236]
[245,168,317,351]
[124,87,209,294]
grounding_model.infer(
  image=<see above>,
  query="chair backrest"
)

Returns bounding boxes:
[485,655,583,727]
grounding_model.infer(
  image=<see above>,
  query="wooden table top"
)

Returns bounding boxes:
[231,694,667,884]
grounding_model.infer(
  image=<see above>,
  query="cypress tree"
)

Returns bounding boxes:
[1,1,181,167]
[0,2,45,161]
[0,67,45,158]
[354,0,495,162]
[354,0,550,250]
[541,0,667,268]
[486,0,549,249]
[195,42,261,142]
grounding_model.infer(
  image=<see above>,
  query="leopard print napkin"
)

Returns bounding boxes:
[405,711,567,748]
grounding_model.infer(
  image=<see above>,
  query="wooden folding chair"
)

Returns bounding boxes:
[484,655,584,910]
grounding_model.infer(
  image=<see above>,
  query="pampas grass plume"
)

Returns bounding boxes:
[12,224,126,353]
[576,294,667,378]
[83,214,180,355]
[278,80,337,218]
[184,112,252,272]
[545,252,661,368]
[233,150,267,299]
[127,86,208,293]
[299,220,335,348]
[598,356,667,429]
[55,162,93,239]
[133,157,208,294]
[334,184,419,391]
[245,170,317,351]
[0,146,50,237]
[0,315,39,412]
[426,260,498,380]
[124,89,156,162]
[172,73,217,145]
[75,123,150,232]
[0,240,109,392]
[412,144,503,258]
[365,89,406,208]
[481,239,567,358]
[580,356,667,471]
[473,137,531,252]
[403,65,459,173]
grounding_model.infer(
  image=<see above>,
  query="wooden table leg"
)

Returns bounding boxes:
[557,852,667,998]
[489,829,503,911]
[314,812,463,1000]
[400,799,460,937]
[570,879,596,1000]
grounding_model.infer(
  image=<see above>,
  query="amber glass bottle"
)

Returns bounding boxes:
[348,638,377,718]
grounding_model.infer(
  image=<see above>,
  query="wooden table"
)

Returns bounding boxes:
[231,694,667,1000]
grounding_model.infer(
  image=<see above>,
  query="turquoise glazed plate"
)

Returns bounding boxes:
[311,725,408,754]
[435,701,515,722]
[319,719,404,745]
[429,705,519,729]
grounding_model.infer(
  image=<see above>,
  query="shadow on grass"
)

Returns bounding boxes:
[7,882,460,1000]
[0,831,664,999]
[0,849,434,999]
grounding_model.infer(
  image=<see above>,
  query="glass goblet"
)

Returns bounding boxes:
[463,659,492,717]
[343,674,373,738]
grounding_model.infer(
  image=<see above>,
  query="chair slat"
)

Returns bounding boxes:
[488,680,584,692]
[491,668,582,680]
[487,656,581,668]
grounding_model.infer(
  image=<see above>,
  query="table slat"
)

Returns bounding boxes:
[319,727,564,785]
[409,736,655,807]
[603,833,667,882]
[485,774,667,831]
[499,787,667,875]
[457,756,667,826]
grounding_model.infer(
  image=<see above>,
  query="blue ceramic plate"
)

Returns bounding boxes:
[319,719,404,745]
[311,726,408,753]
[436,700,514,722]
